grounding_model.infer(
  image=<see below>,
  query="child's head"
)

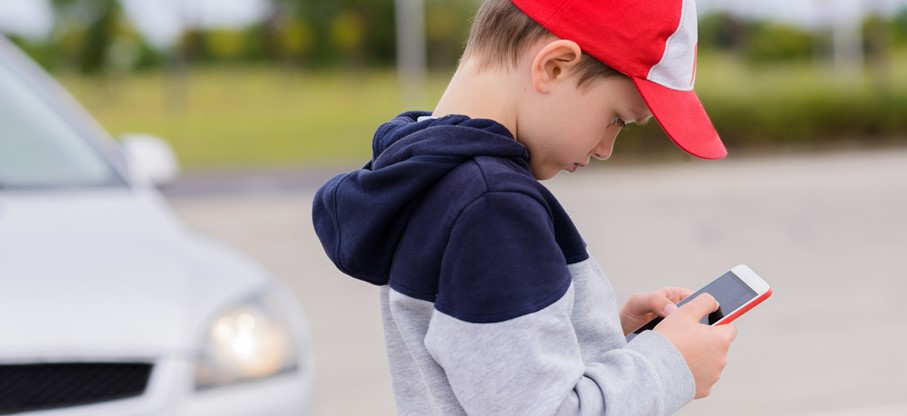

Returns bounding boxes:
[463,0,624,91]
[454,0,726,178]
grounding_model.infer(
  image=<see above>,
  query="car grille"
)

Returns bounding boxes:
[0,362,153,414]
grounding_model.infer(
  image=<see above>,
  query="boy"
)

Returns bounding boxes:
[313,0,736,414]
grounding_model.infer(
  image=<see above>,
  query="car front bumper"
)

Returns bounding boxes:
[11,354,315,416]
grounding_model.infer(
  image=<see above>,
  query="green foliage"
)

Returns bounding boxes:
[206,29,248,60]
[43,0,160,74]
[892,8,907,46]
[28,2,907,72]
[330,10,365,54]
[29,0,907,77]
[744,22,815,64]
[177,28,209,62]
[700,11,817,64]
[204,0,477,69]
[6,36,57,70]
[274,20,314,58]
[699,12,750,51]
[77,0,117,73]
[267,0,397,67]
[425,0,478,68]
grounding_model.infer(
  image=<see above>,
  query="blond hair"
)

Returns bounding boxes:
[463,0,625,89]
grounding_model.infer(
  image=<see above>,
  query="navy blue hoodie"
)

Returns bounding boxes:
[311,112,694,415]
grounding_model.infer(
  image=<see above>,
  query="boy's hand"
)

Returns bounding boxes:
[619,287,693,336]
[654,293,737,399]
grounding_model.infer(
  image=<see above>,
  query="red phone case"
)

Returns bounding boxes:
[715,287,773,325]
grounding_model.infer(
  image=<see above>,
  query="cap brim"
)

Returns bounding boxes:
[632,77,727,160]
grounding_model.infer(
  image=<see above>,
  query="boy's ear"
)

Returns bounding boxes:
[531,39,583,93]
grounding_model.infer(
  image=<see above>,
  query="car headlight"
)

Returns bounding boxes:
[195,288,298,390]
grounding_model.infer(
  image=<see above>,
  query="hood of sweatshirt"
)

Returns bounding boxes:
[312,111,530,285]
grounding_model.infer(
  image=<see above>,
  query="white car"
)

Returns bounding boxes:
[0,37,315,415]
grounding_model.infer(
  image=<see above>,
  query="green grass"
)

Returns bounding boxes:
[59,67,451,170]
[56,55,907,170]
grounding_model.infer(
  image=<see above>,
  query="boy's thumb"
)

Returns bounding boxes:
[679,293,720,320]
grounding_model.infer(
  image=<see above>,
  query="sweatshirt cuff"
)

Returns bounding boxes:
[626,330,696,414]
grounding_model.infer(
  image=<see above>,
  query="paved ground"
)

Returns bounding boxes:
[167,148,907,416]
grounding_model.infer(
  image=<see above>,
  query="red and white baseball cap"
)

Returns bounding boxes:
[511,0,727,160]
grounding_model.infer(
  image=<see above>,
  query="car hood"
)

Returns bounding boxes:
[0,188,268,357]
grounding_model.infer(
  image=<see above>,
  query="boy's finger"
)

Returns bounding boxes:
[676,288,694,300]
[662,302,678,317]
[678,293,720,320]
[644,293,678,317]
[659,287,694,303]
[631,292,677,318]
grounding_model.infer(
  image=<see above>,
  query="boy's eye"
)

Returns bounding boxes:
[611,117,626,128]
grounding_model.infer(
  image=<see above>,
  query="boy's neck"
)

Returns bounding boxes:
[431,57,520,138]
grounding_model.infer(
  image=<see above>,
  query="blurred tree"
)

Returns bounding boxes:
[207,29,249,61]
[6,35,57,70]
[259,0,478,69]
[356,0,397,67]
[177,28,210,62]
[699,12,750,52]
[276,21,314,59]
[268,0,344,66]
[267,0,403,68]
[261,14,314,63]
[745,22,815,64]
[425,0,477,68]
[77,0,117,73]
[48,0,157,74]
[240,24,268,62]
[267,0,322,65]
[862,14,891,90]
[892,8,907,46]
[330,9,365,67]
[175,23,264,64]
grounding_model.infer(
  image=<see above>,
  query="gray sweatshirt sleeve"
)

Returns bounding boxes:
[424,284,694,416]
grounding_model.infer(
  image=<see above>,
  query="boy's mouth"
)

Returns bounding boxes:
[569,163,583,173]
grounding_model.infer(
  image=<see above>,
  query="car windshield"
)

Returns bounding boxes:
[0,57,121,189]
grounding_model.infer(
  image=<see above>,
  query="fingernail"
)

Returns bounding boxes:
[664,303,678,316]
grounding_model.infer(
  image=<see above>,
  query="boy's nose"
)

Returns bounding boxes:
[591,146,612,161]
[591,131,619,160]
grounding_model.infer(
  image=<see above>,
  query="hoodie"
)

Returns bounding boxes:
[312,112,695,416]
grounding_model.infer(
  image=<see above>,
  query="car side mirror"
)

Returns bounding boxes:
[121,133,181,187]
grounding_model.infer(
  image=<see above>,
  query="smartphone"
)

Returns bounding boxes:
[626,264,772,342]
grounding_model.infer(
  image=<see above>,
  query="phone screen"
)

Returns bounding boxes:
[628,271,758,340]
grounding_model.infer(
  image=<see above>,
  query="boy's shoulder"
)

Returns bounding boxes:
[391,152,587,272]
[435,154,550,211]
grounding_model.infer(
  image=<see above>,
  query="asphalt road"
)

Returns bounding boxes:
[167,148,907,416]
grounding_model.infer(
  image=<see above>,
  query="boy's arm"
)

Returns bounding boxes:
[426,191,694,416]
